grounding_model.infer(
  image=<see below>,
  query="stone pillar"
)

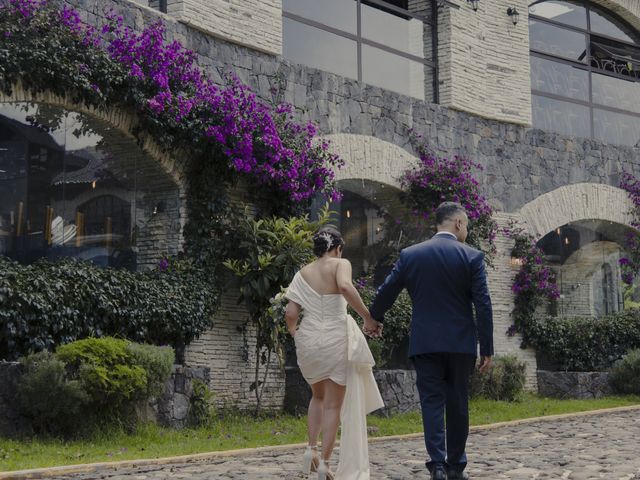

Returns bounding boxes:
[488,212,538,389]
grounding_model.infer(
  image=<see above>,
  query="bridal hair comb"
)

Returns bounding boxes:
[317,231,334,252]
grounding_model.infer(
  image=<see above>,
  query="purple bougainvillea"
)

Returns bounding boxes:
[618,172,640,285]
[503,222,559,337]
[394,134,498,261]
[0,0,342,203]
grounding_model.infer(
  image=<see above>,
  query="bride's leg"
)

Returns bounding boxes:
[320,380,347,462]
[308,381,325,446]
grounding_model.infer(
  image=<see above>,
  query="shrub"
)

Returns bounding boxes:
[17,351,89,435]
[187,379,215,427]
[0,256,214,361]
[526,310,640,371]
[57,338,148,413]
[127,342,175,399]
[609,349,640,394]
[18,338,175,435]
[470,355,526,401]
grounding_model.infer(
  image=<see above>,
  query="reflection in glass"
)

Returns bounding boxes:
[532,95,590,138]
[282,0,357,34]
[0,102,180,270]
[528,1,587,28]
[283,18,358,80]
[529,19,587,61]
[536,221,631,317]
[593,108,640,146]
[589,6,637,43]
[530,56,589,100]
[592,73,640,113]
[362,45,425,99]
[361,2,426,58]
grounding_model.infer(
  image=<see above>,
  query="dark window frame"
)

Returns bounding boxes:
[283,0,440,102]
[529,0,640,142]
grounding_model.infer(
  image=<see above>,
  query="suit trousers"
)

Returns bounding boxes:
[412,352,476,472]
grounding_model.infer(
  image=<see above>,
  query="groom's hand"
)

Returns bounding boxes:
[363,316,383,338]
[478,355,492,373]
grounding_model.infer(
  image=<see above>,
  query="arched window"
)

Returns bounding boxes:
[529,1,640,145]
[0,102,180,270]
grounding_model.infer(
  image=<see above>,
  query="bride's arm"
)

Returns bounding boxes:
[284,300,302,336]
[336,259,371,321]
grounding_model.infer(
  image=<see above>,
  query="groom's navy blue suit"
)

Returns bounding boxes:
[370,232,493,474]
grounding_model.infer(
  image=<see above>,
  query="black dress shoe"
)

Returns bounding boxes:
[447,470,469,480]
[431,465,448,480]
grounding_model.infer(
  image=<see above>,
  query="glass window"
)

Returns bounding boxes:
[592,72,640,113]
[362,45,425,99]
[281,1,433,101]
[532,95,590,138]
[530,55,589,100]
[589,6,637,43]
[529,1,587,28]
[361,2,426,58]
[0,102,180,269]
[529,1,640,145]
[593,108,640,146]
[282,18,358,80]
[529,19,588,61]
[282,0,357,34]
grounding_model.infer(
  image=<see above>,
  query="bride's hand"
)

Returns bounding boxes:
[363,315,383,338]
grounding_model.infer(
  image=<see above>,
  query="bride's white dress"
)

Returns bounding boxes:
[286,272,384,480]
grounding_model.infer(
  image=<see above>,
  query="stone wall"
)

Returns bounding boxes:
[152,364,211,428]
[537,370,613,399]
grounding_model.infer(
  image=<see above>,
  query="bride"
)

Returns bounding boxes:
[284,227,384,480]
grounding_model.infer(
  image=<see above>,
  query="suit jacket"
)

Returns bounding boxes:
[370,233,494,357]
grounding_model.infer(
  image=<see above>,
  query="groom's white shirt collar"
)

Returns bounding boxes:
[434,231,457,240]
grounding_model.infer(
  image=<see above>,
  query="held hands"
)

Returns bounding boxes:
[362,314,383,338]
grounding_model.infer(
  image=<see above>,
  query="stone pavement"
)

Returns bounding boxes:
[40,409,640,479]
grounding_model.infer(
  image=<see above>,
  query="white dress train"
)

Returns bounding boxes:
[286,272,384,480]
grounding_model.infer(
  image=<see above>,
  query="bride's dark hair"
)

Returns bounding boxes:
[312,227,345,257]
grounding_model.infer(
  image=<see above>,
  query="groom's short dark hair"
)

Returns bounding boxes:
[435,202,466,225]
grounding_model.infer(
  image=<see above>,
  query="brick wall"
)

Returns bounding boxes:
[163,0,282,56]
[438,0,532,125]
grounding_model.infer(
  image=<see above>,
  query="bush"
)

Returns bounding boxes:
[187,379,215,427]
[127,342,175,399]
[17,338,175,435]
[0,256,216,361]
[609,349,640,394]
[470,355,526,401]
[526,310,640,371]
[17,351,90,435]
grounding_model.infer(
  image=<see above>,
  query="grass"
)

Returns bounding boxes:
[1,393,639,472]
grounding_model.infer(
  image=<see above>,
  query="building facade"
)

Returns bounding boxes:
[1,0,639,408]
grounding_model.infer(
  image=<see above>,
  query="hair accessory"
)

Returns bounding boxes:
[318,231,333,252]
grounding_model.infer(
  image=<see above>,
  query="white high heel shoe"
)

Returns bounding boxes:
[302,445,319,474]
[317,459,335,480]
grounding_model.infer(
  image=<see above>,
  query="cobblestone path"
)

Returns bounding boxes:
[44,409,640,479]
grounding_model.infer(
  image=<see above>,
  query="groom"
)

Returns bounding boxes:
[367,202,493,480]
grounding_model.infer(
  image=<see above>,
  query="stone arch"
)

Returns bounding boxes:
[518,183,635,239]
[321,133,420,188]
[0,82,188,244]
[0,82,187,197]
[591,0,640,32]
